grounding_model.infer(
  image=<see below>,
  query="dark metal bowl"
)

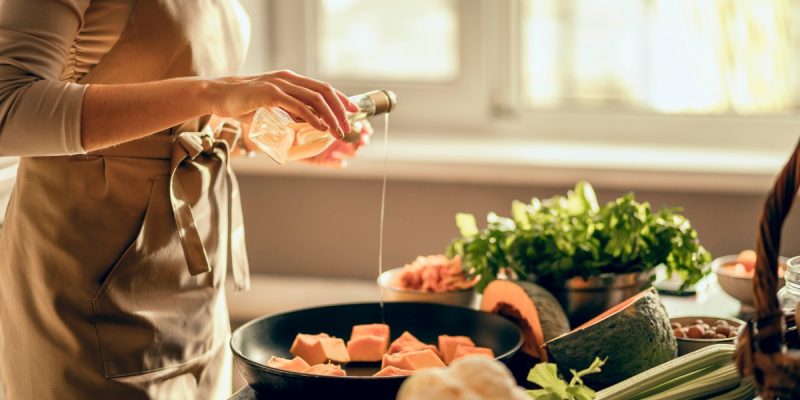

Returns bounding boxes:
[230,302,523,400]
[545,271,655,326]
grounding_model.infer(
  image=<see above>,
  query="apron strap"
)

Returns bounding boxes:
[169,126,250,291]
[170,131,213,277]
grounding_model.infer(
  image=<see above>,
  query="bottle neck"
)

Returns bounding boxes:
[347,90,396,123]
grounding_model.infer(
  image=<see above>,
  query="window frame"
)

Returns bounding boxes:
[259,0,491,132]
[244,0,800,159]
[492,0,800,153]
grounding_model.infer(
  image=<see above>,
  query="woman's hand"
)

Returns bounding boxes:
[82,71,357,152]
[209,69,358,139]
[302,120,373,168]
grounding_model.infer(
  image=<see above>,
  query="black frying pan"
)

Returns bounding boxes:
[230,302,523,400]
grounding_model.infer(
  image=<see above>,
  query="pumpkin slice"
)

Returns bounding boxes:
[302,363,347,377]
[351,323,390,340]
[384,349,446,371]
[545,287,677,388]
[290,333,350,366]
[265,356,310,373]
[438,335,475,365]
[373,366,416,377]
[347,335,388,362]
[451,345,494,363]
[480,280,570,361]
[382,352,406,370]
[388,331,437,355]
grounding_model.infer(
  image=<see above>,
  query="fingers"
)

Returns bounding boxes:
[274,79,343,138]
[272,70,356,132]
[267,85,329,132]
[335,89,360,113]
[301,140,357,168]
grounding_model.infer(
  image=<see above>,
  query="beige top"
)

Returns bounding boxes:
[0,0,250,157]
[0,1,251,397]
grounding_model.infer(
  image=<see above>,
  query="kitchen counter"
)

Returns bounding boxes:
[226,274,742,325]
[225,274,743,399]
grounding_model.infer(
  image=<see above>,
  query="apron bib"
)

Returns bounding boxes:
[0,0,249,398]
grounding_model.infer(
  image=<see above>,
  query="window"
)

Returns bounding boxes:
[316,0,459,81]
[521,0,800,115]
[241,0,800,154]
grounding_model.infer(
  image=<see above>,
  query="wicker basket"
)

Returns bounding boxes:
[735,141,800,400]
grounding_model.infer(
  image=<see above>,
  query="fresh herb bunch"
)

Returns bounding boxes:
[447,181,711,292]
[527,357,606,400]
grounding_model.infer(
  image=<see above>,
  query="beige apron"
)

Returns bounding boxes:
[0,1,249,398]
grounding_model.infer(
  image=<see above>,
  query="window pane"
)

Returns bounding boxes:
[521,0,562,107]
[316,0,459,81]
[521,0,798,115]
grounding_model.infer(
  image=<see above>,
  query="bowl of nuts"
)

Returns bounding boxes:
[669,316,745,356]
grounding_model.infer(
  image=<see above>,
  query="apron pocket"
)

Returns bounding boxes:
[92,176,225,379]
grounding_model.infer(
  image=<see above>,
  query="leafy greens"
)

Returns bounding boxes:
[447,181,711,292]
[527,357,606,400]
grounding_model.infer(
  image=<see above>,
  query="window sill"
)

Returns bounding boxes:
[232,131,790,194]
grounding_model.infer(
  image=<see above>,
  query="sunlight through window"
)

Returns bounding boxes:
[317,0,459,81]
[522,0,798,115]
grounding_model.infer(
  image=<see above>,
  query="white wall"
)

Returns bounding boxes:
[237,173,800,280]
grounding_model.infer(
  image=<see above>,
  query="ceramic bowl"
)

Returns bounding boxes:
[377,268,477,308]
[670,315,744,356]
[713,254,787,313]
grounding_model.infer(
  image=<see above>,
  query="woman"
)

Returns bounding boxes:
[0,0,366,398]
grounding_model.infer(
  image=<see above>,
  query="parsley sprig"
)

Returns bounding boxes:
[447,182,711,292]
[527,357,607,400]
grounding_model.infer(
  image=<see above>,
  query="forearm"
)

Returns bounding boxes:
[81,77,213,151]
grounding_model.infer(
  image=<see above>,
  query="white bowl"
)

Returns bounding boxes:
[377,268,478,308]
[713,254,786,313]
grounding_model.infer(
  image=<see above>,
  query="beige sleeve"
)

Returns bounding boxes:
[0,0,90,156]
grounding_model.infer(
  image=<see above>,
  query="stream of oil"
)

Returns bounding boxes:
[378,113,389,324]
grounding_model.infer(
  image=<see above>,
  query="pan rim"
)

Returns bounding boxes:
[230,301,524,381]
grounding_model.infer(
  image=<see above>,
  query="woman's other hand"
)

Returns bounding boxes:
[302,120,373,168]
[209,69,358,139]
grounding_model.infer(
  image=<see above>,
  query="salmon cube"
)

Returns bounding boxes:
[373,366,415,377]
[438,335,476,364]
[351,323,390,341]
[303,363,346,377]
[451,345,494,363]
[265,356,310,373]
[388,331,437,354]
[347,334,388,362]
[290,333,350,366]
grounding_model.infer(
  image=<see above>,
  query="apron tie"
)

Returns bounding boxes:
[170,125,250,291]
